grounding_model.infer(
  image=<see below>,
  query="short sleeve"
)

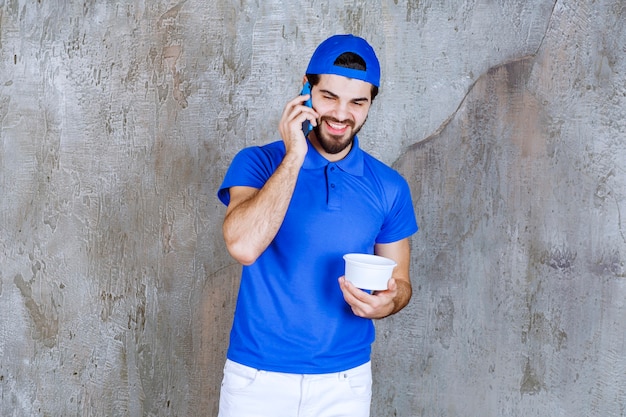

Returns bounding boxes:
[376,175,418,244]
[217,142,285,206]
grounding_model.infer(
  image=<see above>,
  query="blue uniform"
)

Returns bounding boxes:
[218,137,418,373]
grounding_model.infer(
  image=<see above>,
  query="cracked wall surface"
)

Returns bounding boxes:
[0,0,624,416]
[390,1,625,415]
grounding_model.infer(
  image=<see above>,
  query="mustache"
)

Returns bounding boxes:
[319,115,355,129]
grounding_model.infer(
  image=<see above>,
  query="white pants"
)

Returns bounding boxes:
[217,360,372,417]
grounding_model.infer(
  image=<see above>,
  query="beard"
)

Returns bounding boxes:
[312,115,366,155]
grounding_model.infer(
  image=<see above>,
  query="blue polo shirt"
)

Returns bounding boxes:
[217,137,418,373]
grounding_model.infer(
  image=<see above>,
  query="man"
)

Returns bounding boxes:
[216,34,418,417]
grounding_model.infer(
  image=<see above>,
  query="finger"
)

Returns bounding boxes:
[341,279,374,310]
[288,94,318,121]
[387,277,397,290]
[283,94,313,117]
[280,94,308,122]
[289,105,317,127]
[372,278,398,297]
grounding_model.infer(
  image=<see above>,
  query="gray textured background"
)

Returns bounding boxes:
[1,1,624,416]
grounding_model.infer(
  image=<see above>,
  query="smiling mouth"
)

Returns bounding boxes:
[324,118,353,135]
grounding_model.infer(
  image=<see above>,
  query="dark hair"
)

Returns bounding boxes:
[306,52,379,101]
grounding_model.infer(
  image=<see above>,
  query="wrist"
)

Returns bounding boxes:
[282,149,306,167]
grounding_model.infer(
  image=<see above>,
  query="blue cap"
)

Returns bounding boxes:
[306,34,381,87]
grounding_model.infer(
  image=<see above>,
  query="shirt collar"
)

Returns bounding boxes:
[302,135,364,176]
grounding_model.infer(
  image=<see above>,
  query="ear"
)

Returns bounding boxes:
[302,75,308,85]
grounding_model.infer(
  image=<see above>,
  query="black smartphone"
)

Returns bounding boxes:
[300,82,313,136]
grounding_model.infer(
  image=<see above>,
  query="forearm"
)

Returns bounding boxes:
[223,153,303,265]
[223,90,317,265]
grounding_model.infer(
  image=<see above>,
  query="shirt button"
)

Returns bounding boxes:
[330,184,336,188]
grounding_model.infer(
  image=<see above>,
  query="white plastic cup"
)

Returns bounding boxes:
[343,253,397,291]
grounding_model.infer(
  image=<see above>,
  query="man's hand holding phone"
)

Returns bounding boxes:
[278,82,318,165]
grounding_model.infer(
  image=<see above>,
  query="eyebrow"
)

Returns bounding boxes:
[319,89,370,104]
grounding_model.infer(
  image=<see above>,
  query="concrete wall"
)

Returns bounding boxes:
[0,0,623,416]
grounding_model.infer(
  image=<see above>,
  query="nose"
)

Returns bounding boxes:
[328,100,352,122]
